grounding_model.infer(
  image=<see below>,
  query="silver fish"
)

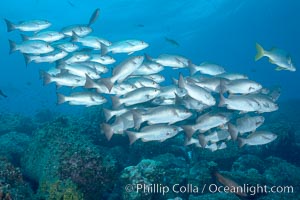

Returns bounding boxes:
[57,92,106,106]
[89,54,116,65]
[4,19,51,32]
[9,40,54,55]
[228,115,265,140]
[101,56,144,91]
[238,131,277,147]
[43,71,85,88]
[189,62,225,76]
[178,74,216,106]
[57,62,100,79]
[21,31,65,43]
[132,105,192,129]
[62,25,92,37]
[221,79,262,94]
[25,50,68,64]
[150,54,189,68]
[111,87,160,108]
[126,124,182,144]
[54,42,79,52]
[101,40,149,55]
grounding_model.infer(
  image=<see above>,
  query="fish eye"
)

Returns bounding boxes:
[173,128,177,131]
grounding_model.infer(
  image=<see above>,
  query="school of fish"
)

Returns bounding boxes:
[5,8,296,151]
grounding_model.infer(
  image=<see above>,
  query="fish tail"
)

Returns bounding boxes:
[218,93,227,107]
[8,39,17,54]
[23,54,32,66]
[183,125,195,139]
[198,134,207,148]
[126,131,139,145]
[101,78,114,92]
[57,93,66,104]
[237,137,246,148]
[178,73,186,89]
[103,108,113,122]
[100,42,108,56]
[144,53,153,61]
[43,71,52,85]
[255,42,265,61]
[4,19,15,32]
[71,31,80,42]
[228,123,239,141]
[101,123,114,141]
[84,74,96,89]
[132,111,143,130]
[111,95,121,109]
[20,34,29,41]
[189,61,197,75]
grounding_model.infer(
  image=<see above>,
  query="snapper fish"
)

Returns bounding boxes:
[111,87,160,108]
[4,19,51,32]
[72,33,111,49]
[178,74,216,106]
[238,131,277,147]
[62,25,92,37]
[9,40,54,55]
[183,111,232,138]
[148,54,189,68]
[101,39,149,55]
[126,124,183,145]
[255,43,296,72]
[54,42,79,52]
[189,62,225,76]
[42,71,85,88]
[24,50,68,64]
[132,105,192,129]
[101,56,144,91]
[89,54,116,65]
[21,31,65,43]
[198,130,230,147]
[57,62,100,79]
[228,115,265,140]
[221,79,262,94]
[57,92,106,106]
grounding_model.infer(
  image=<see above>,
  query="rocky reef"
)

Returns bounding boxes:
[0,101,299,199]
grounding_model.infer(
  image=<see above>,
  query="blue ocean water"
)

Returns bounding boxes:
[0,0,299,114]
[0,1,300,200]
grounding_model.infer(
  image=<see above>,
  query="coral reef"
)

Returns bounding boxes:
[0,132,31,165]
[21,117,118,199]
[0,157,33,199]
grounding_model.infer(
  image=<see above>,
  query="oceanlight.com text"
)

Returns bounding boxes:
[124,183,294,196]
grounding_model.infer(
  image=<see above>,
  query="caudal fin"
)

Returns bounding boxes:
[198,134,208,148]
[71,31,80,42]
[103,108,113,122]
[218,93,227,107]
[178,73,186,89]
[4,19,15,32]
[111,95,121,109]
[255,43,265,61]
[132,111,143,130]
[228,123,238,141]
[57,93,66,104]
[237,137,246,148]
[100,42,109,56]
[20,34,29,41]
[126,131,139,145]
[183,125,195,139]
[24,54,33,66]
[43,71,52,85]
[8,40,17,54]
[189,61,197,76]
[101,123,114,141]
[101,78,114,92]
[84,74,96,89]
